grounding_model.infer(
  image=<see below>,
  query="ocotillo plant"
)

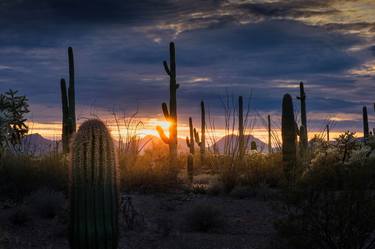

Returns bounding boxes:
[326,124,330,142]
[267,114,272,153]
[194,101,206,164]
[238,96,245,160]
[60,47,76,153]
[69,119,119,249]
[296,82,308,152]
[156,42,179,179]
[282,94,297,186]
[363,106,369,140]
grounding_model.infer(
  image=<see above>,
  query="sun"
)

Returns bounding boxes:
[140,118,171,137]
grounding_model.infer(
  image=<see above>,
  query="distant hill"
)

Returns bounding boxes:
[21,133,59,155]
[210,134,267,153]
[20,133,267,156]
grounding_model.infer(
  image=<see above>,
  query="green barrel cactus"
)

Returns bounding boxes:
[69,119,119,249]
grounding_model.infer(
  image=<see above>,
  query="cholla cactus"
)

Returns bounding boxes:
[69,119,119,249]
[0,89,29,154]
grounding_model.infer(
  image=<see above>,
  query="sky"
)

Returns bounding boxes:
[0,0,374,141]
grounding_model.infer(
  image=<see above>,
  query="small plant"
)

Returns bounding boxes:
[25,188,65,219]
[184,203,224,232]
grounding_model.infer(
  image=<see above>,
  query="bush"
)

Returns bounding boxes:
[25,188,65,219]
[0,154,67,200]
[184,203,224,232]
[274,189,375,249]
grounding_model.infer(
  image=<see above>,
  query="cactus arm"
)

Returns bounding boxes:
[194,128,200,145]
[186,137,190,147]
[156,126,170,144]
[163,61,171,76]
[162,102,170,120]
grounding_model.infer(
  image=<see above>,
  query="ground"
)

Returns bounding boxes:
[0,192,278,249]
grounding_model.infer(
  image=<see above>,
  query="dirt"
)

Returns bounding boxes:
[0,193,278,249]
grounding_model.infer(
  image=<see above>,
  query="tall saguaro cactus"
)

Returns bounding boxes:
[297,82,308,152]
[238,96,245,160]
[267,114,272,153]
[186,117,194,182]
[194,101,206,164]
[363,106,369,139]
[282,94,297,186]
[186,117,195,155]
[60,47,76,153]
[69,119,119,249]
[156,42,179,179]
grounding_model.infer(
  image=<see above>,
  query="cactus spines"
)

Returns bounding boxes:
[363,106,369,139]
[69,119,119,249]
[296,82,308,152]
[156,42,179,179]
[61,47,76,153]
[282,94,297,186]
[186,117,195,154]
[267,114,272,153]
[194,101,206,164]
[238,96,244,159]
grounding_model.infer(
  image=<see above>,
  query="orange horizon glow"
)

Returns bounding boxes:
[26,119,365,145]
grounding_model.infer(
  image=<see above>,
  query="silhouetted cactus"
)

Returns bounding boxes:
[156,42,179,180]
[194,101,206,164]
[282,94,297,186]
[238,96,244,160]
[187,153,193,183]
[267,114,272,153]
[296,82,307,153]
[60,47,76,153]
[363,106,369,140]
[250,141,257,151]
[186,117,195,154]
[69,119,119,249]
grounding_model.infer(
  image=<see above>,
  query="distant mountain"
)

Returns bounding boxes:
[210,134,267,154]
[21,133,59,155]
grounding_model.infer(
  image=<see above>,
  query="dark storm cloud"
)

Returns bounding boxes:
[0,0,374,132]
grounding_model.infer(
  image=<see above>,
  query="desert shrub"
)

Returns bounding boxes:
[274,189,375,249]
[274,139,375,249]
[0,154,67,200]
[206,179,224,196]
[24,188,65,219]
[184,203,224,232]
[191,183,207,194]
[8,206,31,225]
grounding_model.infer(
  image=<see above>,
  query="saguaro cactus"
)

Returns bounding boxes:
[267,114,272,153]
[238,96,245,160]
[69,119,119,249]
[60,47,76,153]
[186,117,194,182]
[296,82,308,152]
[186,117,195,154]
[363,106,369,140]
[156,42,179,179]
[282,94,297,186]
[194,101,206,164]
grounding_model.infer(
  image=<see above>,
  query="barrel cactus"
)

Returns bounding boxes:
[69,119,119,249]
